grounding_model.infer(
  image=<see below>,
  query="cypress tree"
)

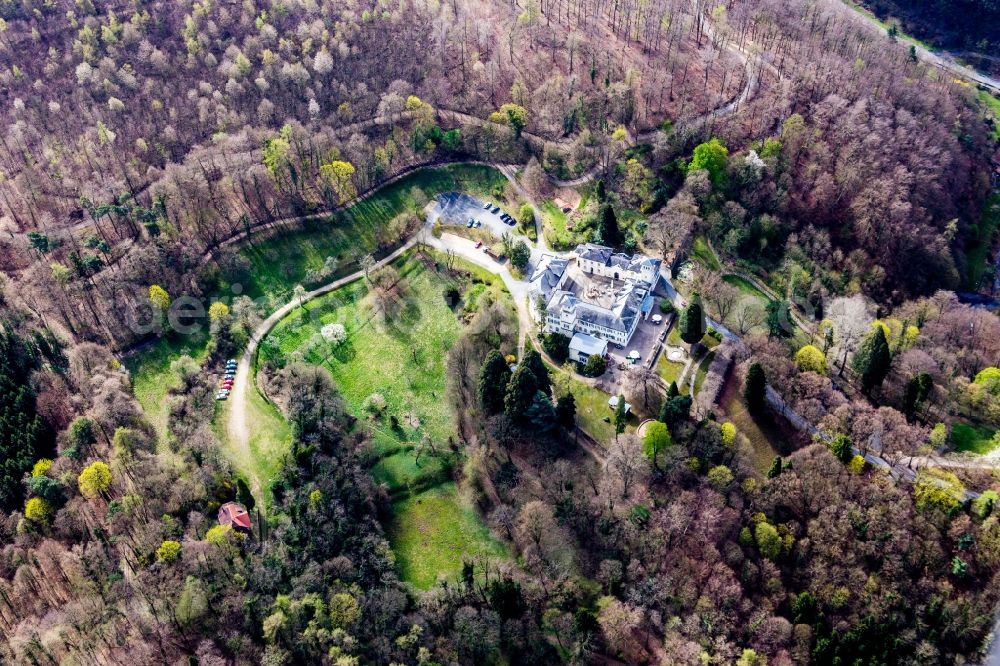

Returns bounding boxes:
[903,372,933,417]
[852,325,892,392]
[659,394,692,428]
[555,393,576,430]
[744,362,766,414]
[504,365,538,420]
[478,350,512,414]
[679,294,706,346]
[613,395,627,441]
[525,391,556,433]
[522,350,551,398]
[766,456,782,479]
[598,204,622,248]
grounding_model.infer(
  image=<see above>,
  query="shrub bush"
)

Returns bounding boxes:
[580,354,607,377]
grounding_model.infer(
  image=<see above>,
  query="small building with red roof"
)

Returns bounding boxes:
[217,501,252,531]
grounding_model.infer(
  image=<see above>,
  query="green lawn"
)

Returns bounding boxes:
[263,251,511,579]
[719,373,781,474]
[233,164,507,308]
[981,91,1000,141]
[693,351,716,396]
[370,450,449,498]
[667,323,683,346]
[127,162,507,448]
[552,366,639,442]
[657,355,686,388]
[966,193,1000,290]
[124,329,210,447]
[691,236,721,271]
[263,255,469,473]
[952,422,999,455]
[541,200,574,249]
[387,482,509,589]
[724,274,772,303]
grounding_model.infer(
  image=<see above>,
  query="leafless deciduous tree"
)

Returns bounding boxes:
[826,295,872,377]
[734,297,765,335]
[602,434,649,501]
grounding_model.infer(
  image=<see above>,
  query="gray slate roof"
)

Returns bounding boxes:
[528,255,568,304]
[575,243,661,280]
[569,332,608,357]
[576,243,613,264]
[547,282,647,333]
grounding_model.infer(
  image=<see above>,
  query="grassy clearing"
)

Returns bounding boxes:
[264,255,468,473]
[657,355,686,388]
[124,329,209,446]
[719,374,782,474]
[234,164,506,308]
[981,91,1000,141]
[370,450,448,495]
[724,274,772,303]
[965,193,1000,290]
[691,236,721,271]
[693,351,716,396]
[541,200,575,249]
[128,163,506,449]
[555,367,639,442]
[387,482,508,589]
[952,422,999,455]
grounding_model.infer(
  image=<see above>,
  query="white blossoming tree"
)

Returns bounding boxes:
[321,323,347,345]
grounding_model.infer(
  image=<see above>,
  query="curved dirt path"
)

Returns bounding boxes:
[227,239,418,496]
[226,226,535,501]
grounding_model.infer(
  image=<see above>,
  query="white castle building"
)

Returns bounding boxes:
[528,244,661,350]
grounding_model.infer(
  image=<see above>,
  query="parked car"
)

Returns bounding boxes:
[216,393,228,401]
[475,240,483,248]
[483,202,492,209]
[491,206,500,214]
[474,220,482,227]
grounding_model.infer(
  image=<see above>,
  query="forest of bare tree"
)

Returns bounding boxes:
[1,0,999,663]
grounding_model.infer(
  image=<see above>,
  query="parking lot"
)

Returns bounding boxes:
[433,192,518,238]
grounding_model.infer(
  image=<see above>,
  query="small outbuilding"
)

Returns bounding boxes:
[218,501,252,531]
[608,395,632,414]
[569,332,608,364]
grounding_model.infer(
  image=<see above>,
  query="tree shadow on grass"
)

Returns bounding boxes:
[385,299,422,344]
[318,337,356,365]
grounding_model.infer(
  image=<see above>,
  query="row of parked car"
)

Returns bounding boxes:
[216,359,238,400]
[483,201,517,226]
